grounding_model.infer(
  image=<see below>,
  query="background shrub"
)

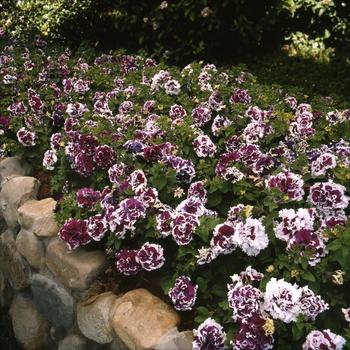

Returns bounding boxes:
[2,0,350,63]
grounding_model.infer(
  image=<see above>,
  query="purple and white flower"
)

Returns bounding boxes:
[115,249,142,276]
[168,276,198,311]
[94,145,115,169]
[136,242,165,271]
[193,135,217,158]
[58,218,91,250]
[43,150,58,170]
[76,188,101,208]
[308,181,349,211]
[17,127,36,147]
[264,278,301,323]
[302,329,345,350]
[87,214,107,241]
[193,318,226,350]
[266,170,304,201]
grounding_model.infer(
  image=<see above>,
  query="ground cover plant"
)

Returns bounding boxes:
[2,30,350,349]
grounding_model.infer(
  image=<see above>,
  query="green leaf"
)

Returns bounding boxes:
[327,240,342,251]
[218,300,229,310]
[301,270,316,282]
[152,175,167,190]
[292,323,304,341]
[160,277,173,294]
[207,191,222,206]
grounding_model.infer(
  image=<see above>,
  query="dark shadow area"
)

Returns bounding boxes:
[244,51,350,102]
[0,307,20,350]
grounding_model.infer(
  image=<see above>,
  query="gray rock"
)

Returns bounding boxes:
[77,292,120,344]
[31,274,74,330]
[16,228,45,269]
[0,157,30,188]
[18,198,58,237]
[0,232,31,290]
[10,294,50,350]
[58,334,87,350]
[46,238,108,290]
[0,176,39,228]
[156,328,193,350]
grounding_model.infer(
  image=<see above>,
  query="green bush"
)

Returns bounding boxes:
[2,1,350,63]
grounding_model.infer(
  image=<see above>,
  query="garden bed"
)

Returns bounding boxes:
[1,30,350,349]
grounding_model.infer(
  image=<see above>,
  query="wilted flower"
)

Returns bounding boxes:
[159,1,168,9]
[174,187,185,198]
[196,246,217,265]
[200,6,213,18]
[332,270,345,285]
[285,96,297,110]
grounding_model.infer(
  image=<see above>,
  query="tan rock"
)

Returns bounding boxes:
[0,176,39,228]
[10,294,50,350]
[0,232,31,290]
[112,288,180,350]
[0,157,30,188]
[18,198,58,237]
[16,228,45,269]
[77,292,120,344]
[46,238,108,290]
[156,328,193,350]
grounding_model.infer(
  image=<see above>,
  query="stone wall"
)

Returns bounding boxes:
[0,157,193,350]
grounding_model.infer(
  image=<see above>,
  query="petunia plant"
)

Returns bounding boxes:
[2,29,350,349]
